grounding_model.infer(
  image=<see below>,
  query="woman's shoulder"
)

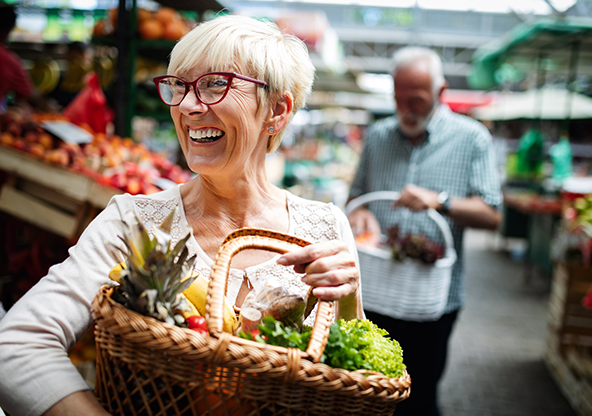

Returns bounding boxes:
[106,184,187,241]
[110,184,182,211]
[286,191,347,243]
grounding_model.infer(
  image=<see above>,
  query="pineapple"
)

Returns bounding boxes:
[107,207,197,326]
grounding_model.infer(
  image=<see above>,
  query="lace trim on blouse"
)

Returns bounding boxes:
[130,191,338,326]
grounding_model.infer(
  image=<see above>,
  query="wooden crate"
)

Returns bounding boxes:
[548,263,592,352]
[0,146,121,240]
[545,340,592,416]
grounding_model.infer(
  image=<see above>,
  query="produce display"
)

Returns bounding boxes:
[0,110,192,195]
[93,6,195,41]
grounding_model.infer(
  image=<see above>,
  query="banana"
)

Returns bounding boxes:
[182,271,238,335]
[177,298,201,319]
[107,263,237,334]
[108,262,125,283]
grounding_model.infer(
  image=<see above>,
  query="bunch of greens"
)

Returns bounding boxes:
[239,316,405,378]
[323,318,405,378]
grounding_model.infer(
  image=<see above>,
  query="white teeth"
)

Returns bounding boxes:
[189,129,223,141]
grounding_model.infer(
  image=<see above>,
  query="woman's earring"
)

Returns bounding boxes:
[268,126,274,134]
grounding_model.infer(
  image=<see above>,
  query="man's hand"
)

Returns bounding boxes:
[347,207,381,247]
[396,184,440,211]
[396,184,502,230]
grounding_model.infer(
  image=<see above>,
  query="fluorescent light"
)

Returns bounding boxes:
[547,0,577,12]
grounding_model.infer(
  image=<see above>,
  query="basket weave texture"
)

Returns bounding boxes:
[345,191,457,322]
[92,228,411,416]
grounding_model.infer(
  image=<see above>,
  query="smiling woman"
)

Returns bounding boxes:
[0,14,364,416]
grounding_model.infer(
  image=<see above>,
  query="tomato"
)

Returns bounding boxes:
[186,315,208,332]
[193,328,208,336]
[249,330,268,341]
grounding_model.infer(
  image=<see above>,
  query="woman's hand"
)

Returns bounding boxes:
[277,241,358,300]
[276,241,363,319]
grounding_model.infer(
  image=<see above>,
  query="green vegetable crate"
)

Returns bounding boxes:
[93,228,411,416]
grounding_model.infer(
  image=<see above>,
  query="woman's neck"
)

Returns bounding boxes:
[181,175,287,229]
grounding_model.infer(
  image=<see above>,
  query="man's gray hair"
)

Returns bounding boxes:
[390,46,446,94]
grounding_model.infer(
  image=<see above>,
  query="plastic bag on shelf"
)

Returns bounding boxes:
[62,72,113,134]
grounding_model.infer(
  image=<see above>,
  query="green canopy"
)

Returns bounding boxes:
[468,17,592,90]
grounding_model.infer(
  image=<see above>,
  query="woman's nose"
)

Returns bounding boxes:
[178,88,208,114]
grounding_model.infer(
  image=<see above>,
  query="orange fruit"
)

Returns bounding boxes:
[155,7,179,26]
[163,20,187,41]
[139,18,164,40]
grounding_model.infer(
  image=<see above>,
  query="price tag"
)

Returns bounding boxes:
[41,121,94,145]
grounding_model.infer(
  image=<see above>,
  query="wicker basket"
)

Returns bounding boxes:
[345,191,457,322]
[92,228,411,416]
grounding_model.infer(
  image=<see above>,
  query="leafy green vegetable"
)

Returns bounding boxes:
[323,319,406,378]
[239,315,312,349]
[240,316,406,378]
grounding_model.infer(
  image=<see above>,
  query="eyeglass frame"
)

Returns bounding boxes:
[152,72,269,107]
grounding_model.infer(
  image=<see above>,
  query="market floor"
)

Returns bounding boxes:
[438,229,577,416]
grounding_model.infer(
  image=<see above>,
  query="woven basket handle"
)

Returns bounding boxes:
[207,228,335,363]
[345,191,457,267]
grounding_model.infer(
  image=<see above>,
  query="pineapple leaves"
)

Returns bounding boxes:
[159,207,177,234]
[107,208,197,325]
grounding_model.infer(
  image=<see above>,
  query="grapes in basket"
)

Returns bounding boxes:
[386,225,444,264]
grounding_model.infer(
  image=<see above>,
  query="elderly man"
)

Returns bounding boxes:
[348,46,503,416]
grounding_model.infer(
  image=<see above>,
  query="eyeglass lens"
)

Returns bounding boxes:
[157,74,231,106]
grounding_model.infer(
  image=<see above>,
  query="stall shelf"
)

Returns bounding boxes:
[545,262,592,416]
[502,187,562,278]
[103,0,225,137]
[0,146,121,241]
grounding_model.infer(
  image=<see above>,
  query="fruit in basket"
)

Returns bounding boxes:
[183,272,239,334]
[106,207,198,325]
[106,246,237,331]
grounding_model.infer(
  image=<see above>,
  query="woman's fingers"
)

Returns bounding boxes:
[277,241,359,300]
[277,240,345,268]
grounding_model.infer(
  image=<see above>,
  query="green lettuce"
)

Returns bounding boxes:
[241,316,405,378]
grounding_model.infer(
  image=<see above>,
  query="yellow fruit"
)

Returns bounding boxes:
[183,272,238,334]
[176,296,200,319]
[108,262,125,283]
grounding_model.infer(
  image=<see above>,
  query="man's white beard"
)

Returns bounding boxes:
[397,103,438,138]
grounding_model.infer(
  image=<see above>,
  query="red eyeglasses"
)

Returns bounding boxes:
[153,72,268,106]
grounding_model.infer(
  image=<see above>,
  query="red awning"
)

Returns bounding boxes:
[441,90,495,114]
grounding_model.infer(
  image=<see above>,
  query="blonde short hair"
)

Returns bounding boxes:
[168,14,315,153]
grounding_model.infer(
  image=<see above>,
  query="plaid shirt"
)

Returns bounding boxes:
[349,104,503,314]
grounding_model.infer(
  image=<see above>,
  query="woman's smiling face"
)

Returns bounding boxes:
[170,63,268,177]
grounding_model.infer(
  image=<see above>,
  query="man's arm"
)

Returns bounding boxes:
[396,184,502,230]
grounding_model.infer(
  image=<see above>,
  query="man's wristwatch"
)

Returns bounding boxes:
[437,191,452,214]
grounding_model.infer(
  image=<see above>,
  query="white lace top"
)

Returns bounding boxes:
[0,184,359,416]
[131,185,357,325]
